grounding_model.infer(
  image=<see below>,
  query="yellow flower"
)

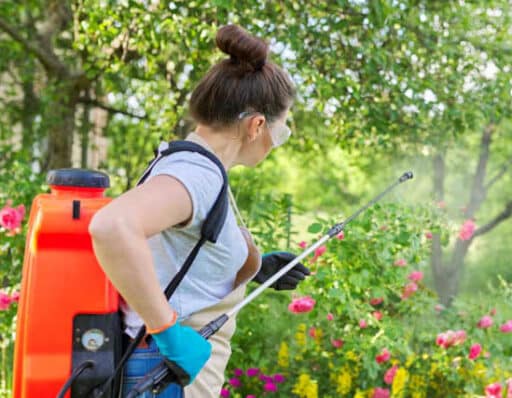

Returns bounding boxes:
[295,323,307,347]
[392,367,408,397]
[292,373,318,398]
[336,366,352,395]
[278,341,289,368]
[354,389,366,398]
[346,350,359,362]
[429,362,438,376]
[405,354,415,368]
[408,374,425,390]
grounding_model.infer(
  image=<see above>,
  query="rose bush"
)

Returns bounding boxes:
[225,204,512,397]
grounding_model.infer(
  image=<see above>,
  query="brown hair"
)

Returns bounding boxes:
[189,25,296,128]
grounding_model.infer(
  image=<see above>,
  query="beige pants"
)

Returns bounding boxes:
[181,283,247,398]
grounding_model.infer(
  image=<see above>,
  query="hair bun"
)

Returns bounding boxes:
[216,25,269,70]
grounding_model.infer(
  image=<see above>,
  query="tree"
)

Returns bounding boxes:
[1,1,511,305]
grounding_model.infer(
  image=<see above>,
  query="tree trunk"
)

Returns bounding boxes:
[20,61,40,156]
[431,152,450,304]
[429,123,509,307]
[41,78,81,171]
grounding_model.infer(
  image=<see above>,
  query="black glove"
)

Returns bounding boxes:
[252,251,311,291]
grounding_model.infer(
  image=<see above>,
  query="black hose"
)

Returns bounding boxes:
[56,360,95,398]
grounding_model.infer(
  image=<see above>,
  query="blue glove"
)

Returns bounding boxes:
[252,251,311,290]
[151,322,212,384]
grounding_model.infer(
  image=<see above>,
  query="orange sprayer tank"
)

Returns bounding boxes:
[13,169,122,398]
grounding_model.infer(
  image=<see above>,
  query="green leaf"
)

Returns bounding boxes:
[308,222,323,234]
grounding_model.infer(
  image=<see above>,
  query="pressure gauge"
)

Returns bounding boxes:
[81,328,105,352]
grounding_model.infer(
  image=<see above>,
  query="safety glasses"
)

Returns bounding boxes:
[238,111,292,148]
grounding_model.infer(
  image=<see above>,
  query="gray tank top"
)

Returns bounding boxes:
[122,136,249,338]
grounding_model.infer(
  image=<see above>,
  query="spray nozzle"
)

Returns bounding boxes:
[399,171,414,182]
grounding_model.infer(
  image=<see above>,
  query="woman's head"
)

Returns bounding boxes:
[190,24,296,127]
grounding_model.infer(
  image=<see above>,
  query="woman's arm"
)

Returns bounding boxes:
[88,174,193,330]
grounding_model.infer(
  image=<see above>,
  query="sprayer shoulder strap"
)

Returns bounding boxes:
[137,140,229,244]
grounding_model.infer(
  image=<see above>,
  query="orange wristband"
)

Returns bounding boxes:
[146,311,178,335]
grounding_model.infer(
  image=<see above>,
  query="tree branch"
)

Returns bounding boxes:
[0,17,67,74]
[77,97,147,120]
[464,123,494,218]
[485,157,512,191]
[473,200,512,238]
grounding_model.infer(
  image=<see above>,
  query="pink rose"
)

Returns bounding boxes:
[425,231,433,239]
[0,201,25,235]
[10,291,20,303]
[454,330,467,345]
[485,382,502,398]
[298,241,307,249]
[408,271,424,282]
[311,245,327,262]
[331,338,344,348]
[327,313,334,321]
[220,388,230,397]
[384,365,398,385]
[233,368,244,377]
[373,311,383,321]
[359,319,368,329]
[477,315,493,329]
[459,219,476,241]
[469,343,482,360]
[373,387,390,398]
[500,320,512,333]
[394,258,407,267]
[376,348,391,364]
[288,296,316,314]
[436,332,448,348]
[336,231,345,240]
[401,282,418,300]
[436,330,463,349]
[0,291,12,311]
[370,297,384,306]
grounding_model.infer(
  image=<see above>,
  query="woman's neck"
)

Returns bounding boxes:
[189,125,243,170]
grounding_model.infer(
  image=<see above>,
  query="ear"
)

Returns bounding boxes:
[246,114,267,142]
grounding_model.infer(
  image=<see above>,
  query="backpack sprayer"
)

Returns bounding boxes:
[13,141,229,398]
[124,171,414,398]
[12,168,121,398]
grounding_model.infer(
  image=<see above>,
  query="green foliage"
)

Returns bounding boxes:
[225,205,512,397]
[0,146,46,396]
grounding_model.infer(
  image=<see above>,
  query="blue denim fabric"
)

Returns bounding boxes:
[121,338,183,398]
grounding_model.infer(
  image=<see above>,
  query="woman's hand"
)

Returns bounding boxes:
[252,251,311,290]
[150,322,212,385]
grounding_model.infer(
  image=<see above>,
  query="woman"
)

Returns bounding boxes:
[89,24,309,398]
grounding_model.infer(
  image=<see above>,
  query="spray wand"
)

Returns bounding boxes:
[126,171,414,398]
